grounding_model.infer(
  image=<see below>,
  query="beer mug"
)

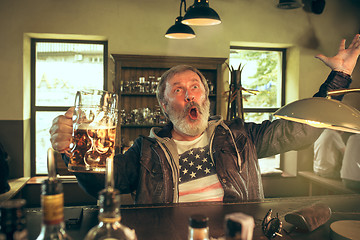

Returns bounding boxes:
[68,90,118,173]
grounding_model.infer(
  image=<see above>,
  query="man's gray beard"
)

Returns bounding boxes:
[166,99,210,137]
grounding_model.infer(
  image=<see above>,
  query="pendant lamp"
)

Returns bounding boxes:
[182,0,221,26]
[165,0,196,39]
[273,89,360,134]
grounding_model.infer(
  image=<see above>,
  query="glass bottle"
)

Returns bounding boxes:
[84,187,137,240]
[85,158,136,240]
[0,199,28,240]
[36,178,72,240]
[188,214,210,240]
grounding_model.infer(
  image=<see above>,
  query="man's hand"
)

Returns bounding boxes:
[316,34,360,75]
[49,107,74,154]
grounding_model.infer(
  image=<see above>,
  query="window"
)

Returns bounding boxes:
[31,39,108,175]
[229,47,286,173]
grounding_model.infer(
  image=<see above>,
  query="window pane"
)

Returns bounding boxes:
[36,111,65,174]
[244,112,275,123]
[229,49,283,108]
[259,155,280,174]
[35,42,104,107]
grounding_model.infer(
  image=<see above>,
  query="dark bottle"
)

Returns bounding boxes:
[188,214,210,240]
[0,199,28,240]
[35,178,72,240]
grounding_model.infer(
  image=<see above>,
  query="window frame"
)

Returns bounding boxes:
[229,46,287,172]
[229,46,286,117]
[30,38,108,176]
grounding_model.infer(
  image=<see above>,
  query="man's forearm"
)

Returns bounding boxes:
[313,71,352,100]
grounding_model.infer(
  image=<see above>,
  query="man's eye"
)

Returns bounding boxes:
[174,89,181,93]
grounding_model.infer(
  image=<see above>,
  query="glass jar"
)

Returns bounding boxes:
[188,214,209,240]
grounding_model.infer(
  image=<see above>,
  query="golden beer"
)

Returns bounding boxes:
[69,125,116,172]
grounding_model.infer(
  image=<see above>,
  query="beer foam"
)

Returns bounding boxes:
[76,123,116,130]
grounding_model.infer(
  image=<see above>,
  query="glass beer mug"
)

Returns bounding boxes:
[68,90,118,173]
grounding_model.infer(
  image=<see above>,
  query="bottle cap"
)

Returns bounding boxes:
[189,214,209,229]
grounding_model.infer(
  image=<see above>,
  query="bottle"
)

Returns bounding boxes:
[84,187,137,240]
[0,199,28,240]
[36,178,72,240]
[188,214,210,240]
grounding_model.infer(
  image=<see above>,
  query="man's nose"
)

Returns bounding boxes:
[185,92,195,102]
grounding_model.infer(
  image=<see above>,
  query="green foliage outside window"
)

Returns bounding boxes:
[229,48,284,123]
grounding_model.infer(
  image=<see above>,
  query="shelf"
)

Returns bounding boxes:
[111,54,227,145]
[121,124,165,128]
[121,93,216,97]
[121,93,156,97]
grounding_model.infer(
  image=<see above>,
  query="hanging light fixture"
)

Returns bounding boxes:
[277,0,303,9]
[182,0,221,26]
[165,0,196,39]
[273,89,360,134]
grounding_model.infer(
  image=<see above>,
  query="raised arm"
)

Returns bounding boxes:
[313,34,360,100]
[316,34,360,75]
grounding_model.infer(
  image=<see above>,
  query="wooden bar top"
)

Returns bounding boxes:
[0,177,30,201]
[25,194,360,240]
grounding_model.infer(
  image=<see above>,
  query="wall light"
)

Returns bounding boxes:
[165,0,196,39]
[182,0,221,26]
[273,89,360,134]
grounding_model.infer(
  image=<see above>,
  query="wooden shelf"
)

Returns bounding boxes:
[121,124,165,128]
[111,54,227,146]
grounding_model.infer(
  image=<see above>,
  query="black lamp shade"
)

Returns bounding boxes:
[311,0,326,14]
[165,16,196,39]
[182,0,221,26]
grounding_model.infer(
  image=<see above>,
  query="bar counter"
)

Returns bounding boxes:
[26,194,360,240]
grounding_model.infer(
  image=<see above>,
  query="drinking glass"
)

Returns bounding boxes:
[68,90,118,173]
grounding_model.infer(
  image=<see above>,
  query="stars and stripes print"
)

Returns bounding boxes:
[178,145,224,202]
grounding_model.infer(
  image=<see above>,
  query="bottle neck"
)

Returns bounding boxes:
[41,193,65,226]
[41,221,66,230]
[98,204,122,225]
[97,188,122,224]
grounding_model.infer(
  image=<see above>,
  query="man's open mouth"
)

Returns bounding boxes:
[189,106,199,120]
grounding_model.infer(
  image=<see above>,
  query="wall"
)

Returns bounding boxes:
[0,0,359,178]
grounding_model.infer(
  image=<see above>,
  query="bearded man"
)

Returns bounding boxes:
[50,34,360,204]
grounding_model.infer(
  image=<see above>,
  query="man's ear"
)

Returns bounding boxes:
[160,102,169,119]
[161,102,167,113]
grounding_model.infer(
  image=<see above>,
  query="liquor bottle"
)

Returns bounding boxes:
[188,214,210,240]
[0,199,28,240]
[35,178,72,240]
[36,148,72,240]
[84,187,137,240]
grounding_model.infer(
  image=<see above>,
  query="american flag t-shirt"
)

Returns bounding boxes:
[174,134,224,202]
